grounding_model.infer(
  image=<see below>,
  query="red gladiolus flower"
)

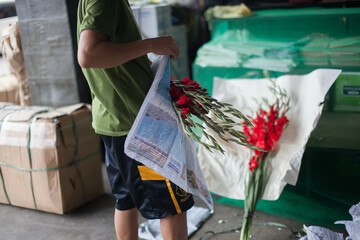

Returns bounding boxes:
[265,138,275,151]
[254,149,261,158]
[256,139,266,150]
[249,156,258,171]
[190,81,200,88]
[176,94,191,106]
[181,77,193,85]
[269,105,278,123]
[276,116,289,128]
[240,84,290,240]
[181,107,192,115]
[243,99,289,159]
[170,85,182,100]
[260,109,267,117]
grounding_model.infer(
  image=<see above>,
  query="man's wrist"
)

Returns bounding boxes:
[141,38,152,55]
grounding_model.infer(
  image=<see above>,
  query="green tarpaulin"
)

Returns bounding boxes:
[193,7,360,228]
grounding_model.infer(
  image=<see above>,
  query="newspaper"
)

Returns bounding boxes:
[124,55,213,210]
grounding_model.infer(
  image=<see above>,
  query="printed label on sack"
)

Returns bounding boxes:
[343,86,360,96]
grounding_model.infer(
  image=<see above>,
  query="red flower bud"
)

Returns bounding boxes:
[181,77,193,85]
[249,156,259,171]
[190,81,200,88]
[181,107,192,115]
[276,116,289,128]
[269,105,278,123]
[260,110,267,116]
[176,94,192,106]
[254,149,261,157]
[265,138,275,151]
[170,85,182,100]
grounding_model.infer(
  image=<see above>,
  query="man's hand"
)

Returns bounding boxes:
[147,36,179,60]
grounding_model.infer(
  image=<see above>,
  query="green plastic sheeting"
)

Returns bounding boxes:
[211,7,360,40]
[194,7,360,93]
[192,7,360,228]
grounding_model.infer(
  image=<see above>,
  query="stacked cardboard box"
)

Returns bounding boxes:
[15,0,79,106]
[0,103,103,214]
[301,36,360,67]
[130,3,190,79]
[168,24,189,80]
[131,3,172,38]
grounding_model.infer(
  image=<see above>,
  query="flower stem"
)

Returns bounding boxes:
[240,151,273,240]
[240,214,253,240]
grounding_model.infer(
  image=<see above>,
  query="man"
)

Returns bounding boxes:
[77,0,194,239]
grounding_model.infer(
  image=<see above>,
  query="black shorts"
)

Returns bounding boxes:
[101,135,194,219]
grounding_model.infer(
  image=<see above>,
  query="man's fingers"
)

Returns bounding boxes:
[172,39,180,60]
[148,36,180,59]
[172,46,179,60]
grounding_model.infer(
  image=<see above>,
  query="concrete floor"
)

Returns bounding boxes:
[0,163,307,240]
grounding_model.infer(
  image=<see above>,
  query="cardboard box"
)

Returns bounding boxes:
[0,74,19,104]
[131,3,171,38]
[0,103,103,214]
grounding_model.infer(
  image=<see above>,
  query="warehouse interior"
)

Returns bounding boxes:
[0,0,359,239]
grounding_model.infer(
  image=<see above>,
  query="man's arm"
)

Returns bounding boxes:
[78,30,179,69]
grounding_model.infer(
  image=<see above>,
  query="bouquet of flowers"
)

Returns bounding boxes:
[170,76,289,240]
[240,79,290,240]
[170,77,258,153]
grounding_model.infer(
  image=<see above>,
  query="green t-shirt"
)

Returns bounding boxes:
[77,0,153,136]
